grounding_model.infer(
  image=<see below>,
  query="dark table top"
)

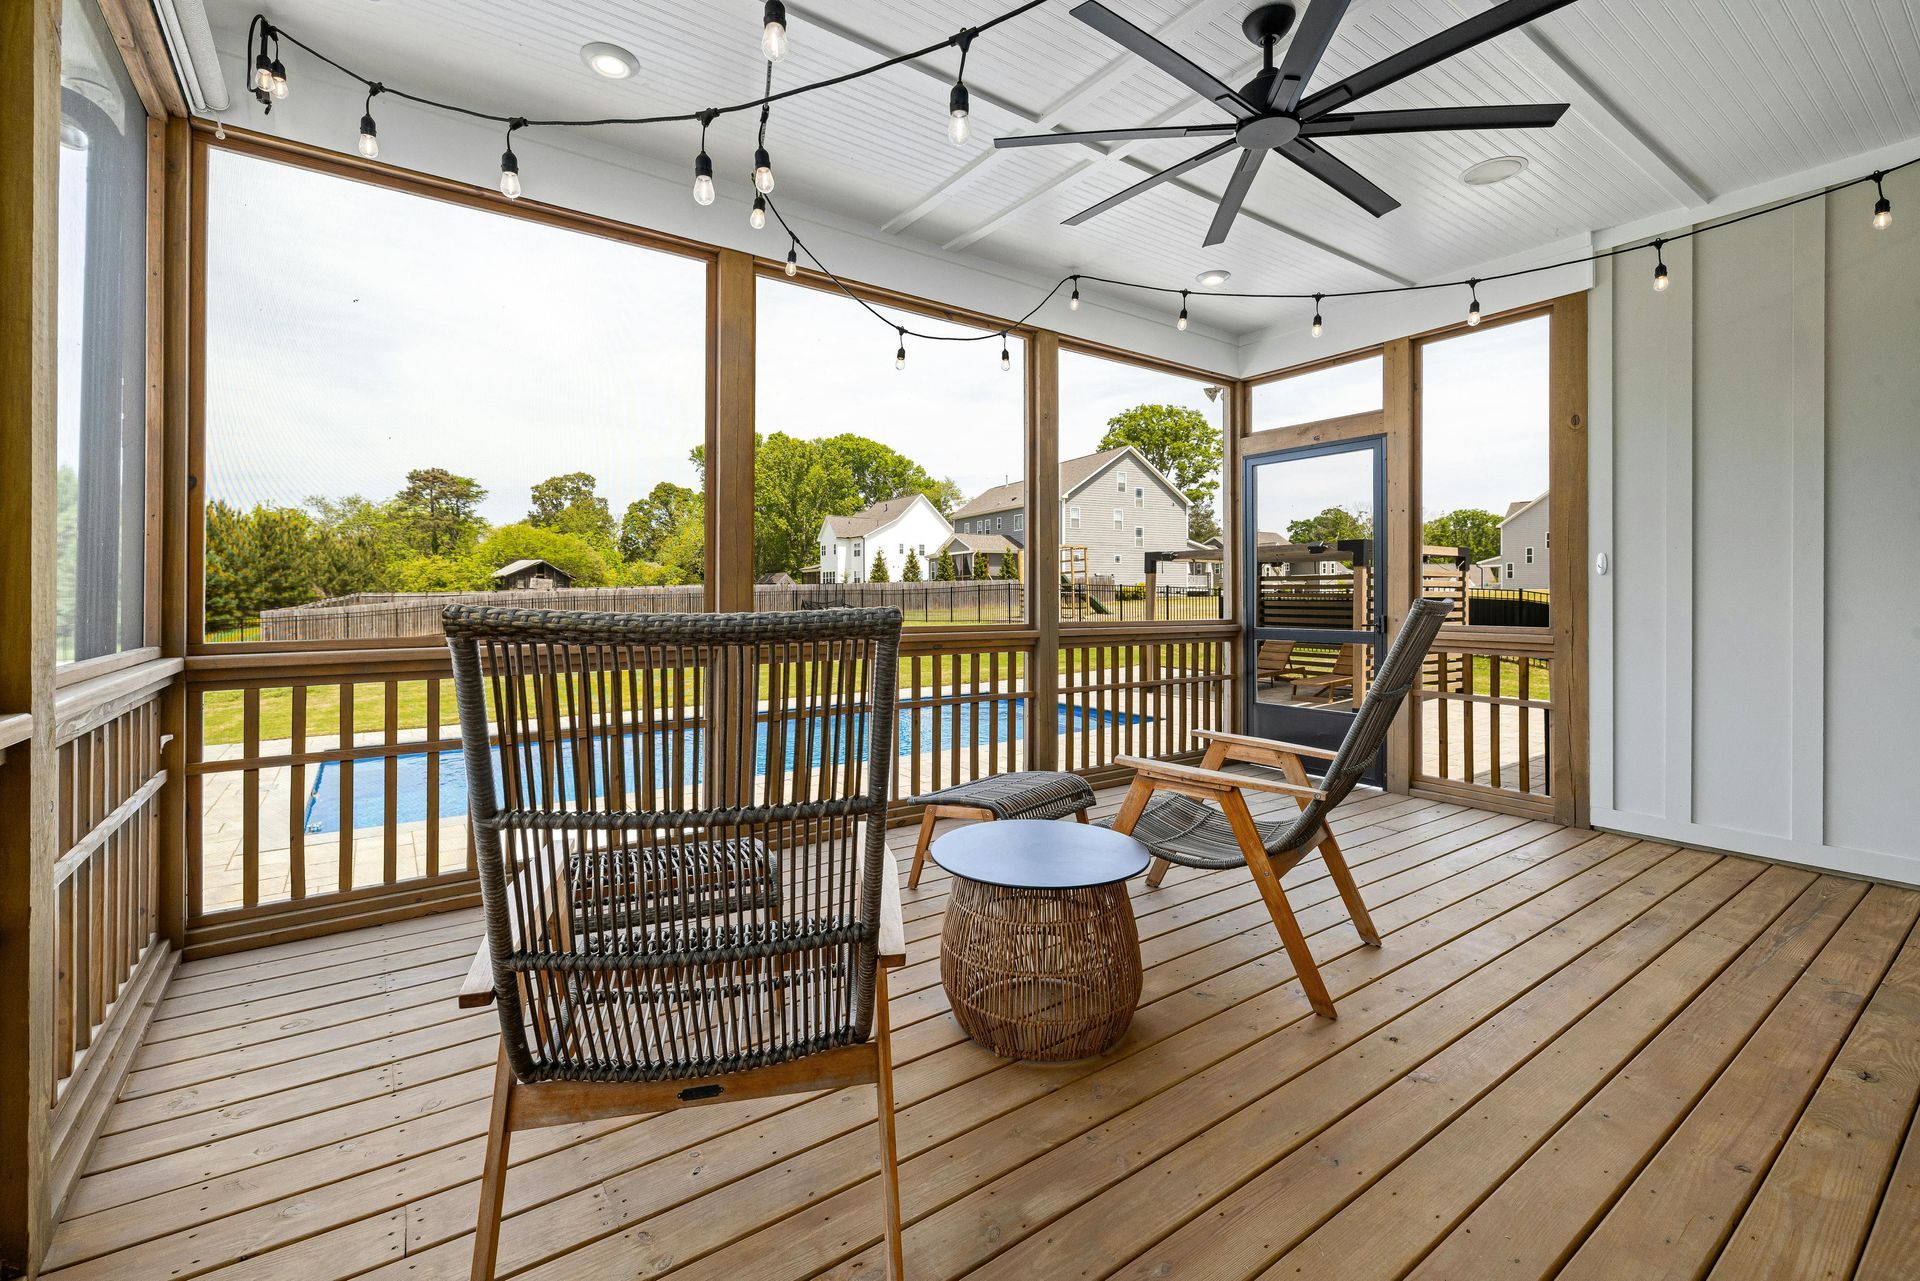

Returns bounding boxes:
[930,819,1151,889]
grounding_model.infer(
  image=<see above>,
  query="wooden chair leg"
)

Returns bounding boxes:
[470,1045,516,1281]
[1073,809,1089,824]
[1317,829,1380,946]
[1221,791,1337,1019]
[1110,779,1169,887]
[1145,858,1173,888]
[907,809,938,889]
[873,966,905,1281]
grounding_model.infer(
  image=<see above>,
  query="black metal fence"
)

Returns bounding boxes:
[1466,589,1551,628]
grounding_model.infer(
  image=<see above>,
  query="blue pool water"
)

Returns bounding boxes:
[303,700,1142,834]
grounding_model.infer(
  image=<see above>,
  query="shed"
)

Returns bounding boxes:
[491,558,573,591]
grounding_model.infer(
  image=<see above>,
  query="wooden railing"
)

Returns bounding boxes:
[181,625,1231,954]
[48,661,179,1201]
[1412,628,1554,816]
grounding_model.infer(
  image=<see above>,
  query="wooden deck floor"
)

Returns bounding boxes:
[44,782,1920,1281]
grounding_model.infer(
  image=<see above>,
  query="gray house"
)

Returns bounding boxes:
[949,445,1195,588]
[1473,492,1550,590]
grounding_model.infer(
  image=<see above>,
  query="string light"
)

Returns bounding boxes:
[1069,277,1080,311]
[752,67,777,193]
[1872,171,1893,229]
[895,327,907,370]
[762,1,789,62]
[948,30,975,145]
[1652,238,1669,292]
[1310,293,1324,338]
[692,111,716,206]
[1176,290,1189,331]
[750,194,768,229]
[1000,338,1011,370]
[1466,278,1482,326]
[785,242,799,276]
[253,48,273,94]
[356,85,381,160]
[498,119,523,199]
[270,51,288,100]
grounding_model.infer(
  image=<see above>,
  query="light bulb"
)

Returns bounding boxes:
[1653,262,1670,292]
[499,150,521,199]
[948,84,971,145]
[1176,297,1189,331]
[692,151,715,205]
[784,246,798,277]
[357,115,379,160]
[1874,197,1892,230]
[762,1,788,61]
[895,343,906,371]
[1467,299,1481,326]
[1311,313,1323,338]
[1000,343,1010,371]
[253,57,274,93]
[752,147,775,194]
[749,195,767,230]
[1069,283,1080,311]
[270,59,288,99]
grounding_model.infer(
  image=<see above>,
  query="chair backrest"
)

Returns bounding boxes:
[1285,598,1453,834]
[443,604,903,1084]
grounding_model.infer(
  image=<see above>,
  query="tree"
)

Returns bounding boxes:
[868,548,890,582]
[1423,507,1503,567]
[1187,503,1222,545]
[474,522,611,587]
[902,549,923,582]
[528,471,615,549]
[619,481,699,563]
[391,468,487,558]
[932,549,957,582]
[816,434,963,514]
[971,548,990,579]
[1286,505,1370,545]
[1097,404,1224,540]
[999,548,1020,580]
[754,433,859,577]
[203,501,320,633]
[386,553,491,592]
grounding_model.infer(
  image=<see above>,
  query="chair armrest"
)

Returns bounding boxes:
[1195,729,1338,762]
[872,854,906,969]
[1116,755,1324,800]
[458,941,496,1009]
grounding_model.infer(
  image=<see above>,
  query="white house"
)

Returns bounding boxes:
[816,492,953,583]
[1472,493,1550,590]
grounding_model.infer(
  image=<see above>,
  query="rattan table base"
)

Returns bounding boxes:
[940,877,1143,1061]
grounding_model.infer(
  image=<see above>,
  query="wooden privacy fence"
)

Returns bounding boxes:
[181,623,1232,955]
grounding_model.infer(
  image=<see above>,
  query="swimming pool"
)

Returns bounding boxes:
[303,700,1142,834]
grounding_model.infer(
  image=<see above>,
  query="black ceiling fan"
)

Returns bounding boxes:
[996,0,1577,245]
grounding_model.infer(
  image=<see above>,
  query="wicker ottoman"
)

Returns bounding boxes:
[933,819,1149,1061]
[906,770,1097,888]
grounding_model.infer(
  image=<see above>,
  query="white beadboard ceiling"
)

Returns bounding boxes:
[205,0,1920,340]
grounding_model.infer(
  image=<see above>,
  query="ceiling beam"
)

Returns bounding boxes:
[1449,0,1710,207]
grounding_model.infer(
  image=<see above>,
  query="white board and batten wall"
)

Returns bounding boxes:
[1589,173,1920,886]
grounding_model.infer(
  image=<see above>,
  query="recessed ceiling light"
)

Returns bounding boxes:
[1195,269,1232,288]
[580,42,639,80]
[1462,155,1528,186]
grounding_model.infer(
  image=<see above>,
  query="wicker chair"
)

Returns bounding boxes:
[1107,598,1452,1020]
[444,605,909,1280]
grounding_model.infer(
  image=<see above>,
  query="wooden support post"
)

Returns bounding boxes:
[157,115,191,949]
[1382,338,1415,793]
[1224,379,1248,734]
[1026,332,1060,771]
[709,249,756,612]
[0,0,62,1269]
[1548,292,1590,828]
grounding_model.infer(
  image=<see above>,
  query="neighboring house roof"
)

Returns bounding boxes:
[944,532,1017,554]
[492,558,565,579]
[1502,492,1548,523]
[822,492,935,538]
[950,445,1189,518]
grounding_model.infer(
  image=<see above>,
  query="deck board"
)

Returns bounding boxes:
[43,785,1920,1281]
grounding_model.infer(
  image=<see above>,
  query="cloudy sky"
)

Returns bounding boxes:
[203,147,1546,532]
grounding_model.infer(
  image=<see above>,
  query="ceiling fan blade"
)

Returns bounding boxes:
[1204,148,1267,246]
[1064,140,1238,227]
[1278,138,1400,217]
[994,123,1238,149]
[1072,1,1254,118]
[1269,0,1352,110]
[1302,103,1569,135]
[1297,0,1580,117]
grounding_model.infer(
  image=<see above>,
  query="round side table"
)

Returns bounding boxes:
[933,819,1150,1061]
